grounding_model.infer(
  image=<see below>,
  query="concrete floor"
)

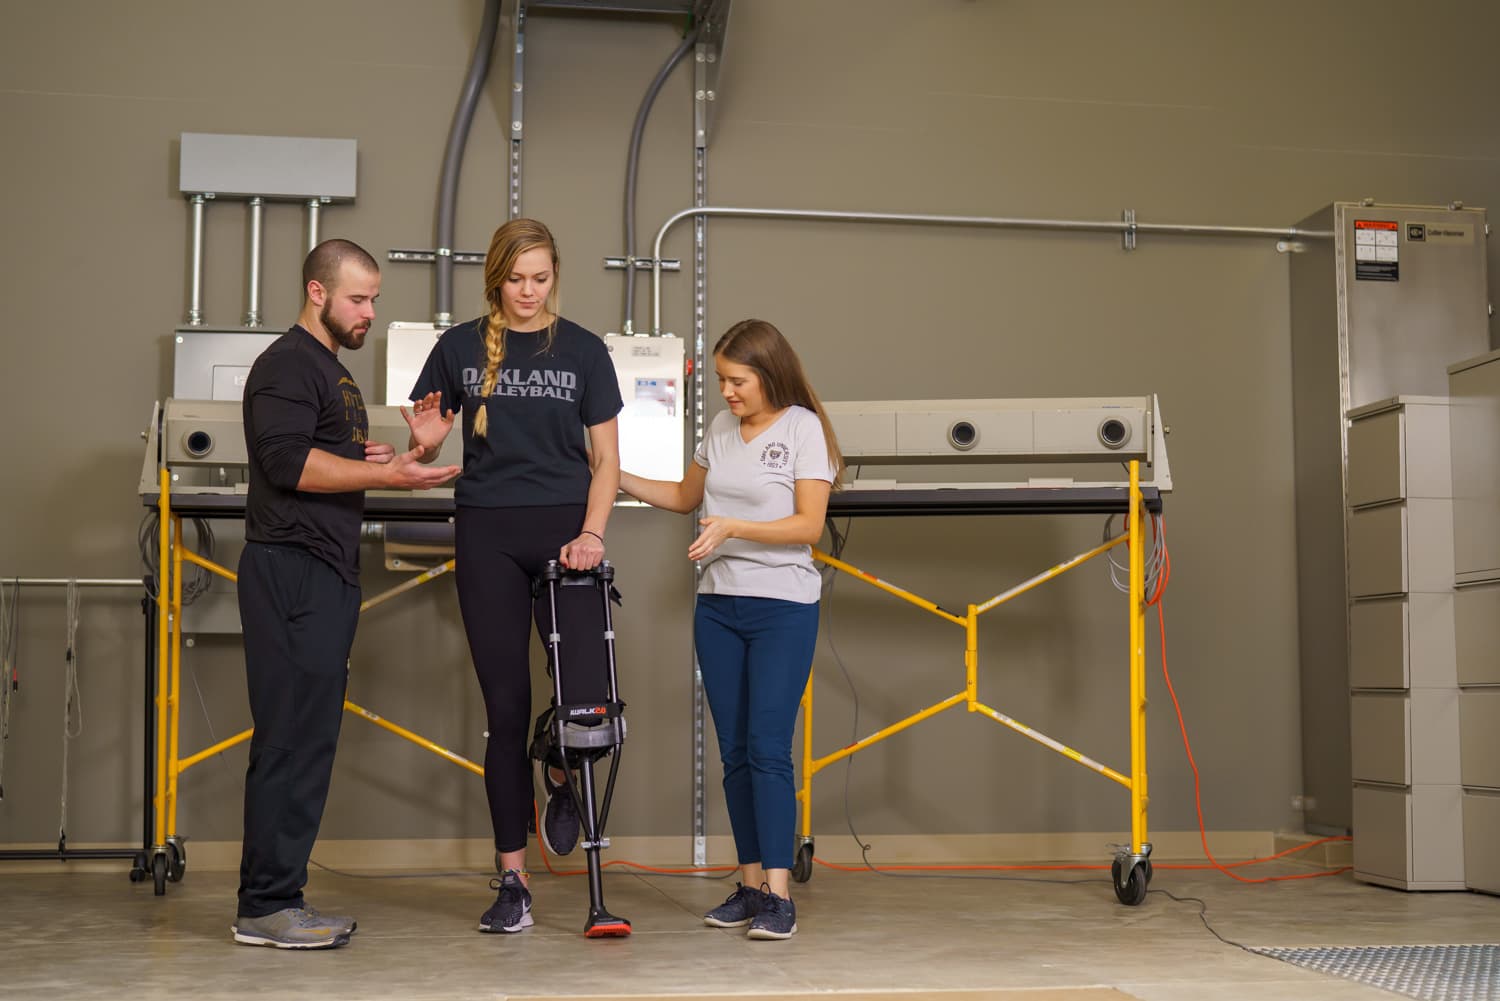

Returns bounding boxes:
[4,860,1499,1000]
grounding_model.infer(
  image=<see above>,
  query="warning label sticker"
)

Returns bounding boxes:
[1354,220,1399,281]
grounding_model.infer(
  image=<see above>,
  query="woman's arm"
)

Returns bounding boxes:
[687,478,831,561]
[559,417,621,570]
[619,463,707,514]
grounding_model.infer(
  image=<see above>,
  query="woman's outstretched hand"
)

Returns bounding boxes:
[688,516,737,562]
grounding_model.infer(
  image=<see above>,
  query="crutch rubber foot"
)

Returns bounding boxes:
[584,910,631,938]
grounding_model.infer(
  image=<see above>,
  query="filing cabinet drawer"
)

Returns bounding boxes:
[1348,500,1455,598]
[1460,688,1500,789]
[1463,790,1500,894]
[1350,594,1456,690]
[1354,784,1465,890]
[1455,583,1500,685]
[1351,689,1460,786]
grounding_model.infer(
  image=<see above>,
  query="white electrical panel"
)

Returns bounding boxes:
[385,322,445,406]
[605,333,686,482]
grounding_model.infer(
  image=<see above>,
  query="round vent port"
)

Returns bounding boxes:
[948,420,978,451]
[184,430,213,458]
[1098,418,1130,450]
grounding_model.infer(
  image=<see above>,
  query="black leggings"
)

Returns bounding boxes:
[455,504,585,853]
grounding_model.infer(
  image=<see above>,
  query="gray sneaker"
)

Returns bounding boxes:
[304,905,357,935]
[703,882,765,928]
[232,907,351,949]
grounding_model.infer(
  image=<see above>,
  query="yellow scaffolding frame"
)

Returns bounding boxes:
[145,470,480,893]
[796,461,1152,902]
[146,462,1154,901]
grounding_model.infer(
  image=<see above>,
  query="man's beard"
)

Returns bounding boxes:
[321,302,368,350]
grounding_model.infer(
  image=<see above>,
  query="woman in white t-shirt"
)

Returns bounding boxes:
[620,319,843,940]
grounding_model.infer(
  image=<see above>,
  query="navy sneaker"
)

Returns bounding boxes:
[538,764,581,857]
[747,889,797,940]
[703,882,765,928]
[478,870,533,933]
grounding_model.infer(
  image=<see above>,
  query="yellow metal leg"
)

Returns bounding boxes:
[964,605,978,708]
[1129,460,1149,855]
[167,516,184,836]
[798,675,813,840]
[153,471,170,852]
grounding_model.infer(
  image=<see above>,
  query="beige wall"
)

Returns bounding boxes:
[3,0,1498,855]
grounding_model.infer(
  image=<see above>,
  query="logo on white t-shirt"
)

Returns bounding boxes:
[760,441,790,469]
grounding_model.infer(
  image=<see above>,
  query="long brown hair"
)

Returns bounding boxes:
[714,319,844,486]
[472,218,561,437]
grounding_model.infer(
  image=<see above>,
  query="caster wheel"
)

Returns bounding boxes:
[791,842,814,883]
[166,841,186,883]
[151,853,168,896]
[1111,857,1122,884]
[129,851,148,883]
[1114,862,1148,906]
[1142,860,1153,884]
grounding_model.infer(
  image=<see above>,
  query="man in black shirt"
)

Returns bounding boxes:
[232,239,459,950]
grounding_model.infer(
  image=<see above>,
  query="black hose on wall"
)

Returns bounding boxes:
[622,25,700,332]
[436,0,502,324]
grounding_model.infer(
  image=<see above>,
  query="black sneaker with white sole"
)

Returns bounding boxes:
[746,890,797,940]
[539,764,581,857]
[703,882,765,928]
[478,869,533,933]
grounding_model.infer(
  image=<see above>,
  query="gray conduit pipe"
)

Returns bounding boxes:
[621,26,700,334]
[651,206,1337,333]
[435,0,502,327]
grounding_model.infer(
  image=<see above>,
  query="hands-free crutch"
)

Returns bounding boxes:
[532,559,631,938]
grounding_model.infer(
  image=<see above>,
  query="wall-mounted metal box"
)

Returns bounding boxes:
[179,133,357,200]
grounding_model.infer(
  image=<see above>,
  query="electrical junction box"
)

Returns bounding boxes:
[179,133,357,200]
[173,328,280,401]
[605,333,686,482]
[385,322,444,407]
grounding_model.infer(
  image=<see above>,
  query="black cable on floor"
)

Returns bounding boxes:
[1149,886,1255,954]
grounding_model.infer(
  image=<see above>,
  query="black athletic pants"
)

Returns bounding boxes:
[455,504,585,853]
[236,543,360,918]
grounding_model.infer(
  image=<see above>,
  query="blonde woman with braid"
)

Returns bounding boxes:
[405,218,622,934]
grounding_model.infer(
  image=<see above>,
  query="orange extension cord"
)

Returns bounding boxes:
[537,514,1352,883]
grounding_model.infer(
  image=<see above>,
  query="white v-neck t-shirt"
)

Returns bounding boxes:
[692,405,834,604]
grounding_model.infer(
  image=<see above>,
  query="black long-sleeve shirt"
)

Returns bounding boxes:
[242,326,369,585]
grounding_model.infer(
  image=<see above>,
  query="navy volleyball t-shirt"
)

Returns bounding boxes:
[409,317,622,508]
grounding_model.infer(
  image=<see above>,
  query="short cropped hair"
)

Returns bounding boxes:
[302,238,379,295]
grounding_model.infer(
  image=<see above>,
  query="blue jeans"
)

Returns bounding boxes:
[694,594,819,871]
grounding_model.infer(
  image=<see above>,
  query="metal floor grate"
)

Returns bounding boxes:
[1252,944,1500,1001]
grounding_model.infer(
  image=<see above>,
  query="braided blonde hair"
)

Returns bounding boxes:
[472,218,561,438]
